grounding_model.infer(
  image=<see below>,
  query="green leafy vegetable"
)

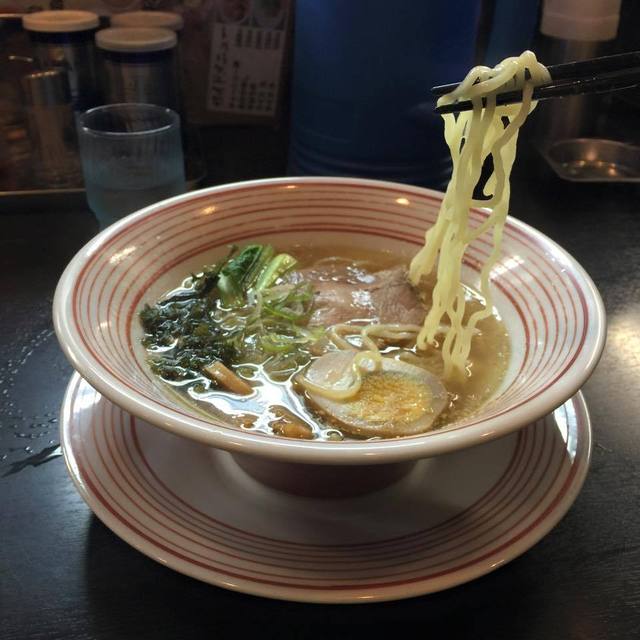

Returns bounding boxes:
[256,253,298,291]
[218,244,275,306]
[139,243,320,386]
[140,296,236,381]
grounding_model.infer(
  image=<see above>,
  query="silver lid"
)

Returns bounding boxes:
[21,68,71,107]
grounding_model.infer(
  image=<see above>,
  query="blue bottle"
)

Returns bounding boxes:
[288,0,482,188]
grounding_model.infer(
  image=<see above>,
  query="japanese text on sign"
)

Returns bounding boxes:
[207,23,284,116]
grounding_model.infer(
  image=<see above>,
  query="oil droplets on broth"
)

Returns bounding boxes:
[139,245,510,441]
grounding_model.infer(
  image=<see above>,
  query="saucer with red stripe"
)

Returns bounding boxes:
[61,373,592,603]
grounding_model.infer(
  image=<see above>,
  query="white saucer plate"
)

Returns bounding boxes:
[61,373,592,604]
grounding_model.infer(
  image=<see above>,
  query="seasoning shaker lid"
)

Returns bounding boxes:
[22,10,99,33]
[110,11,184,32]
[96,27,177,53]
[21,68,72,107]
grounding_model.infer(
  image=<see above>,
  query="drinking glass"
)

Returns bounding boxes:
[78,103,185,228]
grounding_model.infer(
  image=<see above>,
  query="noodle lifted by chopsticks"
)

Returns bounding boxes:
[409,50,550,378]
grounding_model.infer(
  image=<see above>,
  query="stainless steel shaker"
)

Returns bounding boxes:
[21,68,81,187]
[22,10,101,111]
[95,27,180,112]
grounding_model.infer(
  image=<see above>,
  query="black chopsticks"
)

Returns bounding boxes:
[432,51,640,114]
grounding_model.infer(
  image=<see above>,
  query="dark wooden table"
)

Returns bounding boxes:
[1,131,639,639]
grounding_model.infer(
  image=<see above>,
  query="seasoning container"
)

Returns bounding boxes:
[109,11,185,114]
[22,10,100,110]
[21,68,81,187]
[95,27,180,111]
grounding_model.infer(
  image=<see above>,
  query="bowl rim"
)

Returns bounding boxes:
[53,176,607,465]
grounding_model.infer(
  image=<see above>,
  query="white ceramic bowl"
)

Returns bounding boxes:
[53,177,605,465]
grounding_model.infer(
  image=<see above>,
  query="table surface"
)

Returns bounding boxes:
[1,130,639,640]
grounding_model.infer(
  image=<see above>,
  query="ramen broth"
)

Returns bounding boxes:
[140,245,510,441]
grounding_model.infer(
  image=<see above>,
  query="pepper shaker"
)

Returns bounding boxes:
[21,68,81,187]
[95,27,180,111]
[22,10,101,110]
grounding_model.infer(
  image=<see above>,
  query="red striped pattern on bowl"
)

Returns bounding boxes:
[61,374,592,602]
[54,178,605,463]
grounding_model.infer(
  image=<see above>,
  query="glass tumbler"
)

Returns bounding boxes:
[78,103,186,228]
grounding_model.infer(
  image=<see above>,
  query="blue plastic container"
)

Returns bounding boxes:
[288,0,483,188]
[483,0,540,66]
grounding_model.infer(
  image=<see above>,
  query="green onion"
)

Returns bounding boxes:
[255,253,297,291]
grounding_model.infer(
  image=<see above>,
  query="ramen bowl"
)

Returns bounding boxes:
[53,177,605,482]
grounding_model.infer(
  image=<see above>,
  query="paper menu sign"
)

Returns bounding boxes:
[206,0,289,117]
[207,23,284,116]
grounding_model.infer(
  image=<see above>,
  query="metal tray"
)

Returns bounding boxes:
[542,138,640,183]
